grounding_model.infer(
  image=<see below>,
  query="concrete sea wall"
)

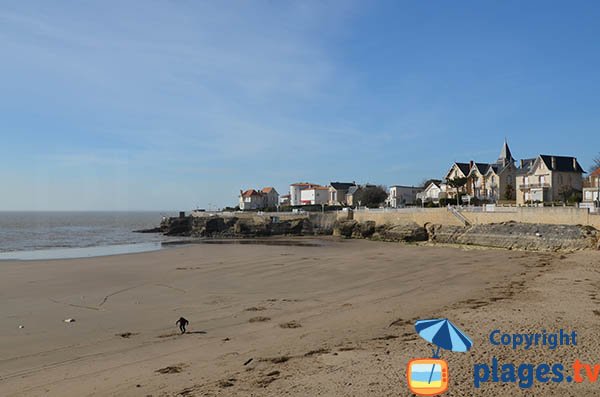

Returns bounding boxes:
[346,207,600,229]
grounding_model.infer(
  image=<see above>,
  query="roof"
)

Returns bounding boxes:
[453,162,470,176]
[590,168,600,178]
[346,186,359,195]
[421,179,442,188]
[261,187,276,194]
[486,164,499,175]
[241,189,263,198]
[290,182,320,187]
[389,185,424,190]
[539,155,585,173]
[330,182,356,190]
[498,139,514,163]
[473,162,493,174]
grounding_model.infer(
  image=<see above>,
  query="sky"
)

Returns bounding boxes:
[1,1,599,211]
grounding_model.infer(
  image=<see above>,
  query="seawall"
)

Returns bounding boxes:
[345,207,600,229]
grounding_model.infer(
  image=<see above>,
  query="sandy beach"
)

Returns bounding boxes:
[1,238,600,396]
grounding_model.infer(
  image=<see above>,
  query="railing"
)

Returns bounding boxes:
[519,183,550,190]
[448,207,471,226]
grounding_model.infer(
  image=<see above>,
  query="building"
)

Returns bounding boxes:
[582,168,600,205]
[444,162,471,200]
[239,187,279,210]
[300,186,329,205]
[279,194,291,206]
[387,185,423,207]
[416,181,447,204]
[328,182,356,205]
[261,187,279,208]
[445,140,517,203]
[515,155,584,205]
[239,189,264,210]
[345,185,360,207]
[289,182,322,206]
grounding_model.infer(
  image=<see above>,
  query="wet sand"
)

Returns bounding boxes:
[1,238,599,396]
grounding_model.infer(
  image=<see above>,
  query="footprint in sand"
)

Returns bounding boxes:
[116,332,139,338]
[155,364,185,374]
[279,321,302,329]
[248,316,271,323]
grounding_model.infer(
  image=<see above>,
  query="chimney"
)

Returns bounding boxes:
[573,157,577,171]
[469,160,474,169]
[520,159,524,168]
[551,156,556,170]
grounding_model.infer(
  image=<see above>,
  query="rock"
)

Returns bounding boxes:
[428,222,599,251]
[374,223,428,242]
[18,325,24,329]
[133,227,163,233]
[356,221,376,238]
[64,318,76,323]
[333,220,358,238]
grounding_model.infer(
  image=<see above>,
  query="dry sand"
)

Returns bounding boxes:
[1,238,599,396]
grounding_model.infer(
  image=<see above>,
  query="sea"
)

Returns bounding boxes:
[0,211,178,260]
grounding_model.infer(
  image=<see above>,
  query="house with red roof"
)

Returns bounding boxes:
[239,187,279,210]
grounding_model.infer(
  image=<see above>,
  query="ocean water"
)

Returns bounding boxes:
[0,211,174,254]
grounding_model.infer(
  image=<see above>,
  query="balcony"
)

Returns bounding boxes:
[519,183,550,190]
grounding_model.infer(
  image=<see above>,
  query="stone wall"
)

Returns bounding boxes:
[345,207,600,229]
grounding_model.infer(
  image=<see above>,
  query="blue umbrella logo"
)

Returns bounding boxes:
[410,318,472,389]
[415,318,473,358]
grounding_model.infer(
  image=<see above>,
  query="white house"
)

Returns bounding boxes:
[583,168,600,206]
[300,186,329,205]
[239,189,264,210]
[239,187,279,210]
[387,185,423,207]
[416,181,447,204]
[289,182,322,206]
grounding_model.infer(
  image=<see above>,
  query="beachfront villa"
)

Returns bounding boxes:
[416,181,447,205]
[444,141,517,203]
[583,168,600,206]
[328,182,356,206]
[289,182,322,206]
[239,187,279,210]
[300,186,330,205]
[515,155,584,205]
[387,185,423,207]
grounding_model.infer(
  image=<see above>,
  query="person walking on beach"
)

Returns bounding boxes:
[176,317,189,334]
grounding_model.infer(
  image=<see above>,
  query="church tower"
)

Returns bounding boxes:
[497,139,515,168]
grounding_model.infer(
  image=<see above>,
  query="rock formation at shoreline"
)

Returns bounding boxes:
[150,214,599,252]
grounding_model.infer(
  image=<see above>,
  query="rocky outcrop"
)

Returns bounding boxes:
[428,222,599,251]
[333,220,428,242]
[372,223,429,242]
[158,214,599,251]
[160,215,320,238]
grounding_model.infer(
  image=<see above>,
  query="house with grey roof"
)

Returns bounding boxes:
[328,181,356,205]
[444,140,517,203]
[515,155,584,205]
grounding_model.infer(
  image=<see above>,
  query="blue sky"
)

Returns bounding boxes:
[1,1,599,210]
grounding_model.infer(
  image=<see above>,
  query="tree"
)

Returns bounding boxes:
[504,183,515,201]
[591,154,600,173]
[354,185,388,208]
[559,185,573,204]
[447,177,468,205]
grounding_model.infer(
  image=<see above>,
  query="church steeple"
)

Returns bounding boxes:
[497,139,514,167]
